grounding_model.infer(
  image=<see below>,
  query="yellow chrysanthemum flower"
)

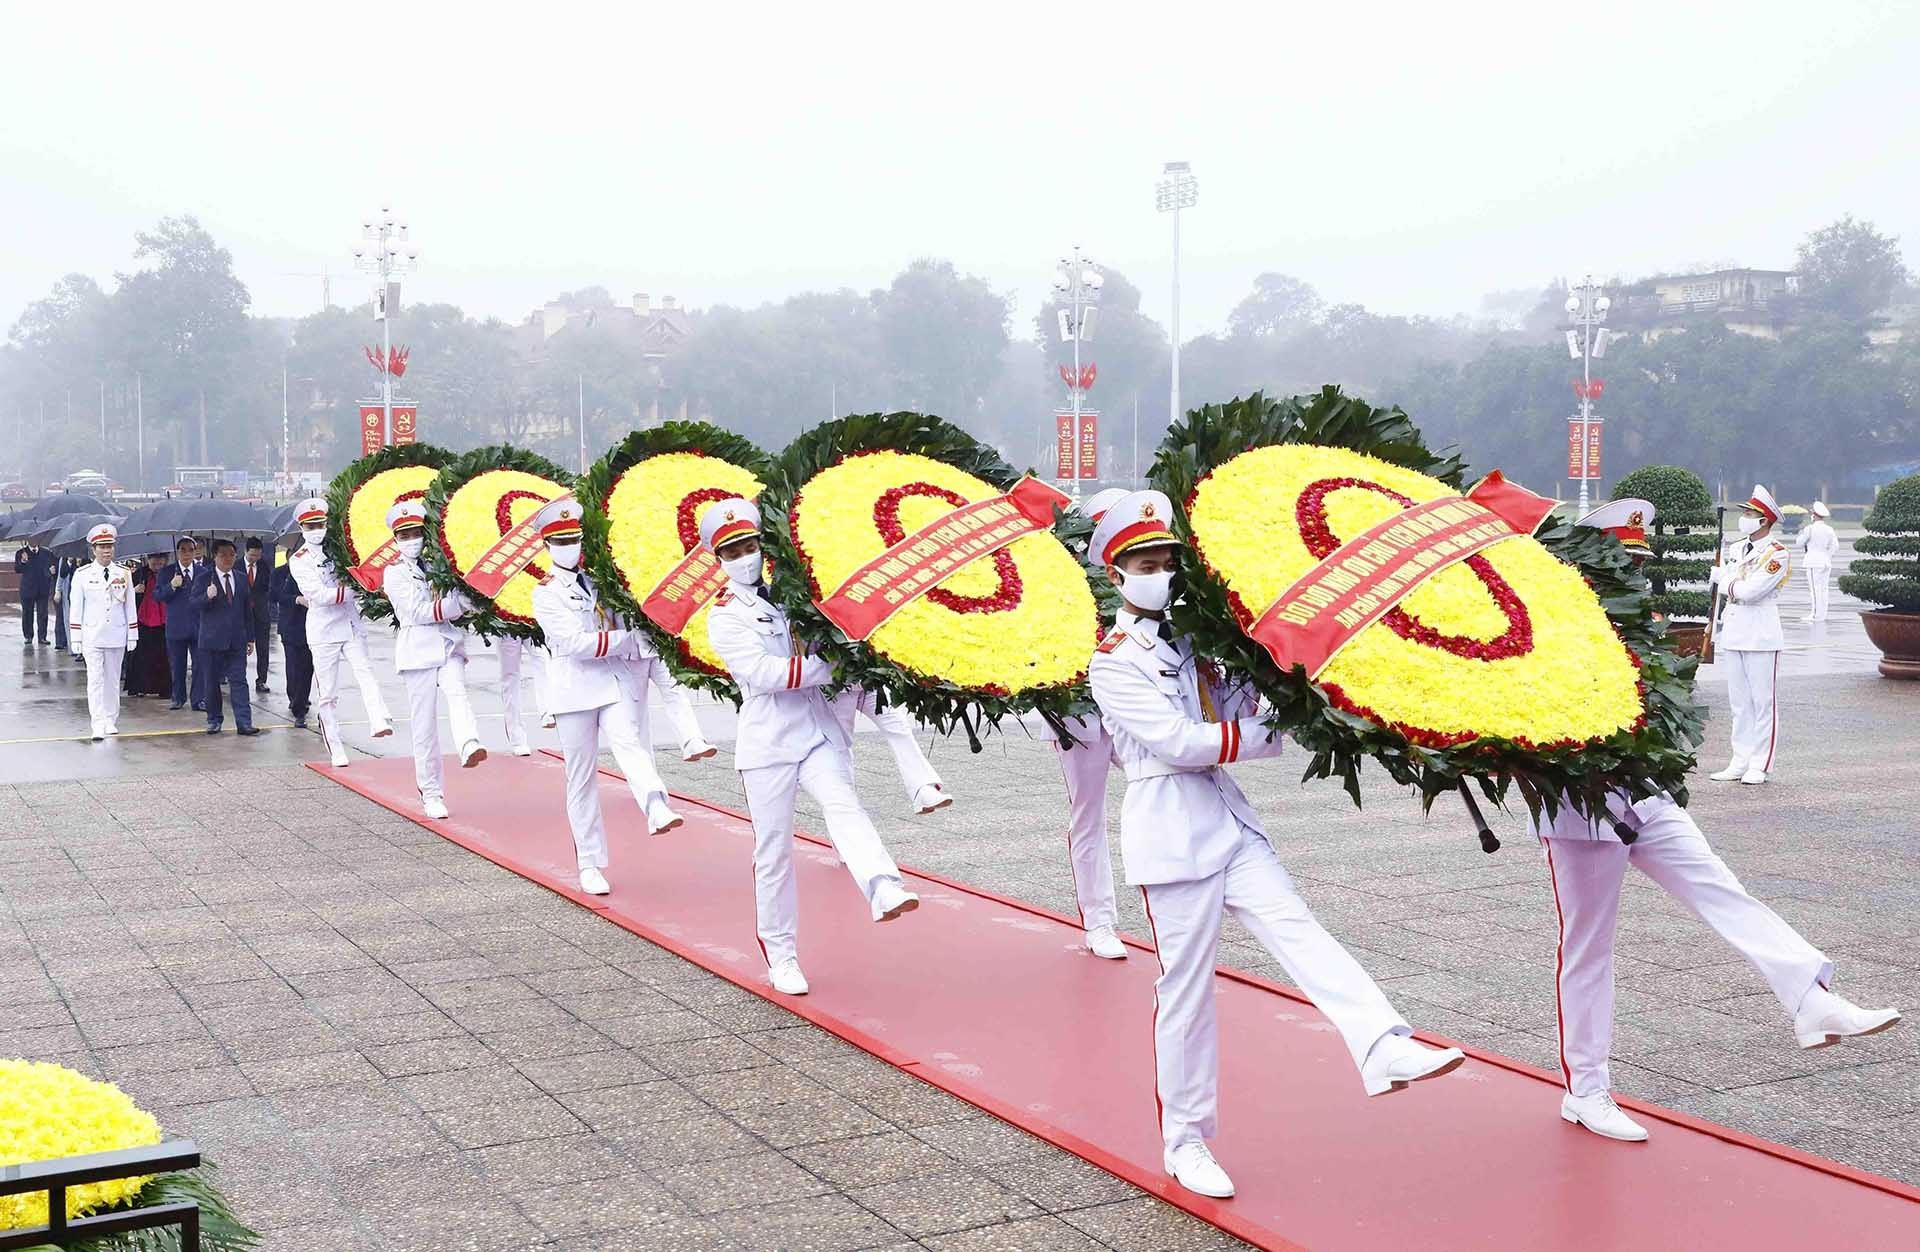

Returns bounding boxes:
[0,1059,162,1231]
[343,464,440,565]
[439,468,568,625]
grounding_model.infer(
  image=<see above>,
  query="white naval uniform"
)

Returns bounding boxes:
[1054,713,1119,932]
[1797,519,1838,621]
[828,686,945,805]
[531,566,672,871]
[289,543,394,755]
[384,559,481,803]
[1532,791,1830,1098]
[1090,611,1408,1151]
[1711,535,1792,772]
[68,560,137,737]
[706,578,905,968]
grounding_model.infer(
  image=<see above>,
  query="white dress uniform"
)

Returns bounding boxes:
[527,498,680,877]
[68,528,137,739]
[1797,504,1838,622]
[1056,487,1129,943]
[382,501,486,810]
[288,499,395,764]
[828,687,950,812]
[700,498,914,974]
[1710,485,1792,780]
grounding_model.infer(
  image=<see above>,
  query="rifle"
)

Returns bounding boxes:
[1701,504,1728,664]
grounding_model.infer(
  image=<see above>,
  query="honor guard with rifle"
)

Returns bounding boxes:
[68,524,137,741]
[1708,485,1791,784]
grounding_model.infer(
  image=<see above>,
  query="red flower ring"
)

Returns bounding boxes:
[873,482,1022,615]
[676,485,737,554]
[494,489,547,536]
[1296,477,1533,661]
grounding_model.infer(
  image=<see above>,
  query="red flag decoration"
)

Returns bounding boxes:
[1078,363,1097,392]
[364,346,411,376]
[1058,364,1075,389]
[1571,378,1607,401]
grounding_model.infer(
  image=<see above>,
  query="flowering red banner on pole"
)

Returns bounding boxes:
[1246,471,1556,678]
[359,405,385,457]
[1077,411,1099,479]
[817,476,1070,641]
[391,405,418,445]
[1585,420,1603,479]
[1055,412,1074,480]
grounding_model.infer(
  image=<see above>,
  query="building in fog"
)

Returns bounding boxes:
[1616,268,1800,339]
[513,291,696,442]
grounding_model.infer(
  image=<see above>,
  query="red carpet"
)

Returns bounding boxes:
[313,754,1920,1251]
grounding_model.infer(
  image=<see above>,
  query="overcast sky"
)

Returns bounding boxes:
[3,2,1915,341]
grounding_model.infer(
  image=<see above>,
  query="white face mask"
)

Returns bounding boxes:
[1737,515,1762,537]
[397,536,425,560]
[302,527,326,546]
[547,541,582,570]
[1120,568,1175,613]
[721,552,764,586]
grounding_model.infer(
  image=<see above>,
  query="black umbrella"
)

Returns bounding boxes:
[4,495,120,539]
[45,514,123,557]
[117,498,276,538]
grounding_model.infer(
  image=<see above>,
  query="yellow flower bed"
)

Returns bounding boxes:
[343,464,440,565]
[0,1059,161,1230]
[606,451,764,675]
[790,450,1096,694]
[439,468,568,625]
[1188,444,1642,745]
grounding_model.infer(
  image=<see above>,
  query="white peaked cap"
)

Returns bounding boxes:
[698,498,761,552]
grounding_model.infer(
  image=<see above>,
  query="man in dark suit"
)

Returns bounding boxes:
[271,556,312,728]
[243,537,274,692]
[189,538,261,736]
[14,539,56,643]
[157,536,205,710]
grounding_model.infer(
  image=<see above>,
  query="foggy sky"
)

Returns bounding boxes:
[3,2,1916,339]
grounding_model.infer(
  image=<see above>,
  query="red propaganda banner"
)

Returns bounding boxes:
[347,536,402,593]
[1567,419,1586,478]
[818,476,1071,641]
[1077,411,1099,479]
[391,405,418,446]
[641,547,726,635]
[1585,420,1603,479]
[1247,472,1557,679]
[360,405,386,457]
[465,513,549,598]
[1055,411,1075,480]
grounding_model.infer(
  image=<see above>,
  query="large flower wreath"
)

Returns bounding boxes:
[423,445,574,641]
[0,1058,257,1248]
[321,443,455,623]
[1152,388,1704,822]
[762,411,1100,747]
[577,423,771,702]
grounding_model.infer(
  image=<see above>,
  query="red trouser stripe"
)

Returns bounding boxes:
[1141,886,1167,1142]
[1544,840,1573,1091]
[1762,652,1780,771]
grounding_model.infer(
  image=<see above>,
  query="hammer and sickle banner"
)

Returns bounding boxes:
[348,537,402,593]
[464,513,550,598]
[818,476,1071,641]
[1250,471,1558,678]
[641,548,725,635]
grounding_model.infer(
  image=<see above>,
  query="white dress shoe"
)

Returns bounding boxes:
[1709,763,1748,782]
[871,878,920,922]
[912,782,953,815]
[1739,768,1768,785]
[1361,1034,1466,1096]
[646,798,684,835]
[1085,926,1127,960]
[423,796,450,820]
[508,738,533,757]
[460,740,487,768]
[540,712,557,729]
[1561,1091,1649,1142]
[578,866,610,895]
[769,959,810,996]
[1793,987,1902,1049]
[682,738,718,762]
[329,745,351,768]
[373,719,395,739]
[1163,1141,1234,1198]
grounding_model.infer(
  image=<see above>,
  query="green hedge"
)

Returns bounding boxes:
[1612,465,1717,620]
[1839,472,1920,611]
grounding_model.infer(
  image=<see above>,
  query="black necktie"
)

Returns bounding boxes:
[1154,619,1173,643]
[222,572,232,599]
[576,570,592,597]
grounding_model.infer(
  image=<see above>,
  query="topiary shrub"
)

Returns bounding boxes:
[1613,465,1717,619]
[1840,472,1920,612]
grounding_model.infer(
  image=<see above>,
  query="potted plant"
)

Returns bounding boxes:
[1839,471,1920,679]
[1611,464,1716,655]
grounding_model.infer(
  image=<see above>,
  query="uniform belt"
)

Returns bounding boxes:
[1123,759,1217,782]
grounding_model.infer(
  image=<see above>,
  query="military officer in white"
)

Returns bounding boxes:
[702,497,918,999]
[68,524,138,741]
[287,497,395,766]
[528,497,684,897]
[1057,486,1130,960]
[1539,499,1899,1143]
[1797,500,1838,622]
[1709,485,1792,784]
[382,501,487,819]
[1087,491,1462,1200]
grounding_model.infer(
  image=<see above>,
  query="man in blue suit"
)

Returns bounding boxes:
[14,538,57,643]
[189,538,262,735]
[156,536,206,710]
[271,556,312,728]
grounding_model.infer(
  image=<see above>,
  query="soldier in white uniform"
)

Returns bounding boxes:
[382,501,488,819]
[528,497,684,897]
[1708,485,1792,785]
[702,497,918,998]
[287,498,396,767]
[1057,486,1130,960]
[1539,499,1899,1142]
[67,524,137,741]
[1087,491,1463,1200]
[1797,500,1838,622]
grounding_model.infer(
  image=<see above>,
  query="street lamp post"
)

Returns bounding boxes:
[1155,161,1197,426]
[352,206,419,447]
[1564,275,1612,513]
[1052,248,1104,503]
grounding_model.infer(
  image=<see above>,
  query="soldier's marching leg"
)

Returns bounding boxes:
[440,653,485,767]
[346,629,395,736]
[600,690,682,835]
[1541,836,1646,1140]
[740,759,802,973]
[1138,874,1228,1154]
[1058,715,1121,956]
[555,707,610,894]
[313,641,350,767]
[498,638,532,755]
[795,742,915,921]
[648,664,715,761]
[403,667,447,816]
